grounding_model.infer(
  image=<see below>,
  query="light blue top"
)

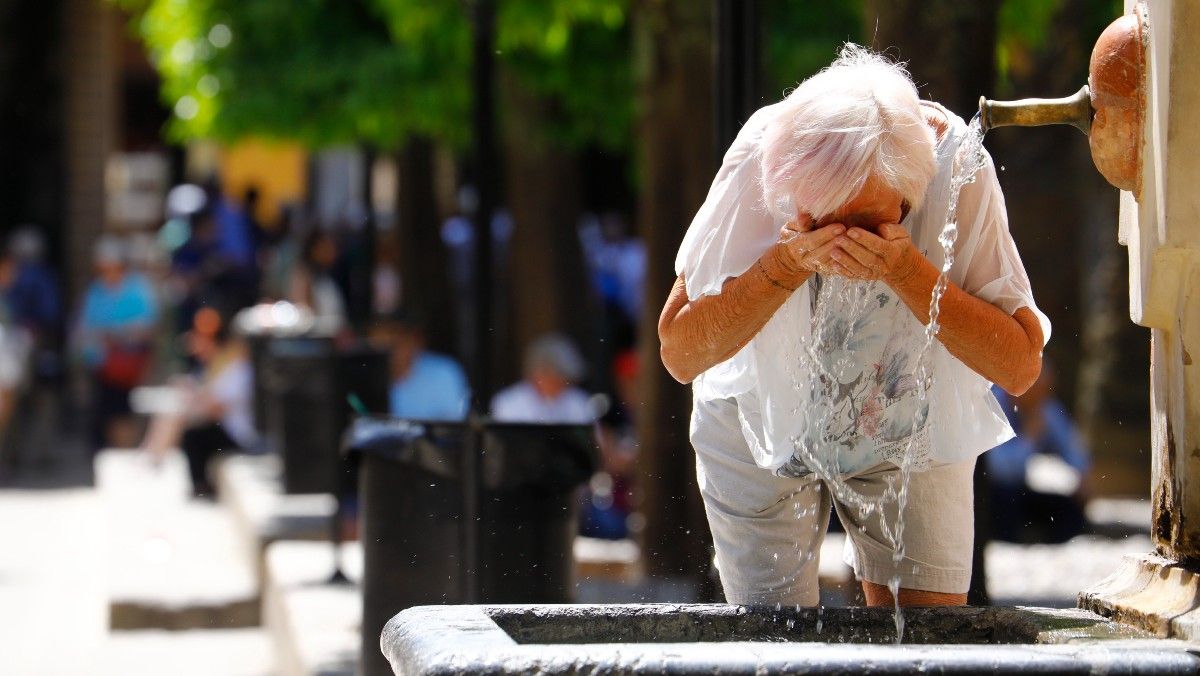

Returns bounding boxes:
[987,386,1091,487]
[77,272,158,367]
[389,351,470,421]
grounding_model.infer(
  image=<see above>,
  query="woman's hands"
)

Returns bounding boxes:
[769,215,847,284]
[824,223,922,285]
[771,216,924,289]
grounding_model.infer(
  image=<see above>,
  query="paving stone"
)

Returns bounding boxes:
[96,450,259,630]
[986,534,1155,607]
[0,489,108,675]
[264,540,362,676]
[1086,497,1152,537]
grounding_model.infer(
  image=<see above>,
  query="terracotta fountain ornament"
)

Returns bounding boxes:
[979,5,1147,196]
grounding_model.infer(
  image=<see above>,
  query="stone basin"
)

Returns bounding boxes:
[381,603,1200,674]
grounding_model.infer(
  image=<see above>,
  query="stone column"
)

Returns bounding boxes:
[1080,0,1200,638]
[61,0,119,301]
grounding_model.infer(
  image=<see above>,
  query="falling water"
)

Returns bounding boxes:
[785,114,991,643]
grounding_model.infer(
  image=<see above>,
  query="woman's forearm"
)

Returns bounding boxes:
[888,254,1043,394]
[659,245,810,383]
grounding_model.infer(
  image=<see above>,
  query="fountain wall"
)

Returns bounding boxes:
[1080,0,1200,639]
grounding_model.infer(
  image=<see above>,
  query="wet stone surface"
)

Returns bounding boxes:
[488,604,1140,645]
[381,603,1200,675]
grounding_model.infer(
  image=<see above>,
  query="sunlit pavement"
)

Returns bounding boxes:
[0,488,107,675]
[0,483,271,675]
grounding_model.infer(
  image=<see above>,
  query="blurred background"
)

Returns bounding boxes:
[0,0,1153,674]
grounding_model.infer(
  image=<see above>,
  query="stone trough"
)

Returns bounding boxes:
[381,603,1200,674]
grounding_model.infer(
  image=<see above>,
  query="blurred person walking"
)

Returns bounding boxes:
[73,237,158,451]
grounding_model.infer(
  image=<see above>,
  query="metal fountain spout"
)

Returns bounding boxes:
[978,7,1147,196]
[978,86,1093,135]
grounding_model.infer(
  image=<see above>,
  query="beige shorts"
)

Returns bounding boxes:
[691,396,975,605]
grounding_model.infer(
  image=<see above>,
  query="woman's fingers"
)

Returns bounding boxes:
[876,223,909,241]
[845,227,890,254]
[801,223,845,249]
[803,237,846,274]
[828,260,860,278]
[830,248,872,278]
[835,235,884,269]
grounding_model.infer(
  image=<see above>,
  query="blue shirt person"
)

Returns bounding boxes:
[74,237,159,450]
[390,352,470,421]
[380,311,469,421]
[987,367,1091,543]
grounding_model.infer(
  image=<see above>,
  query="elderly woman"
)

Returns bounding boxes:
[658,46,1049,608]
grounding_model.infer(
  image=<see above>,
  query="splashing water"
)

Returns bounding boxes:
[784,115,990,643]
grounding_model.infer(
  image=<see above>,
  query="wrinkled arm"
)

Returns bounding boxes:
[888,253,1043,395]
[658,245,808,384]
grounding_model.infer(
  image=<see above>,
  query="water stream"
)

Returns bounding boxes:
[784,115,990,643]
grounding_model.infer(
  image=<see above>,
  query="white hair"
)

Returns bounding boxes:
[760,44,937,221]
[524,333,585,383]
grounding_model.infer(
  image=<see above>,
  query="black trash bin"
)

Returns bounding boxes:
[265,338,388,494]
[349,417,597,676]
[246,333,271,435]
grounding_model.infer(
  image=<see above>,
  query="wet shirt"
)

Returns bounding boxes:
[677,101,1050,477]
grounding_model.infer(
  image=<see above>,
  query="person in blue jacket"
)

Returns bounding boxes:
[988,363,1092,543]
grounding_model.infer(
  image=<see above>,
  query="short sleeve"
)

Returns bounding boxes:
[675,106,780,301]
[949,153,1051,345]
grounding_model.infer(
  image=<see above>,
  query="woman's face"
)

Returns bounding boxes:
[813,174,906,234]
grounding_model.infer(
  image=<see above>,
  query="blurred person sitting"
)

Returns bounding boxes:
[287,230,346,332]
[987,363,1092,544]
[0,227,63,470]
[143,307,260,498]
[74,236,158,451]
[373,309,469,421]
[490,333,595,424]
[583,348,640,540]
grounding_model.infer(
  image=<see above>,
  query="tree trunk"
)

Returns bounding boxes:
[395,137,456,354]
[865,0,1001,118]
[633,0,714,586]
[499,76,591,390]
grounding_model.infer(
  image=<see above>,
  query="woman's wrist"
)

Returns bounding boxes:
[884,244,926,288]
[761,244,808,290]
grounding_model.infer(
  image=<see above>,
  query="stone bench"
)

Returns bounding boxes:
[214,454,337,585]
[96,449,259,630]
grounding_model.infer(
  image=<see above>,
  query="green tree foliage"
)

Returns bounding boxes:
[117,0,630,151]
[116,0,431,147]
[761,0,863,99]
[994,0,1123,95]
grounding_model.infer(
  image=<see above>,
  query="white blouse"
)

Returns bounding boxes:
[677,101,1051,477]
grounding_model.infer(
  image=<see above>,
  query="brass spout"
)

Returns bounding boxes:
[978,85,1093,135]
